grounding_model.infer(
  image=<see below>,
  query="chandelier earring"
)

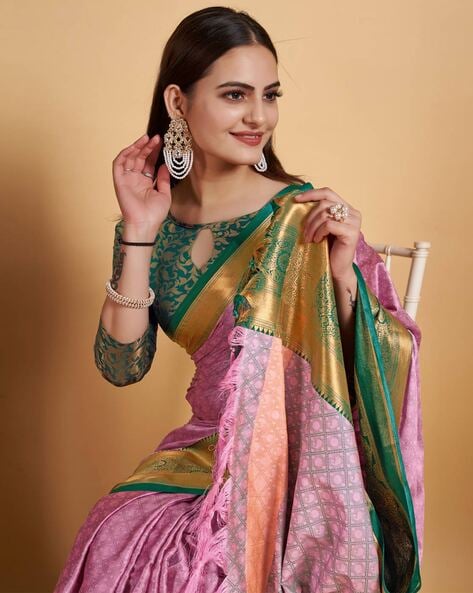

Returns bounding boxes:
[254,150,267,172]
[163,116,194,179]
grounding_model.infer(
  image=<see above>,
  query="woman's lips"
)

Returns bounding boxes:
[230,133,263,146]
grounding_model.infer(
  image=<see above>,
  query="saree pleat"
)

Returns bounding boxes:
[54,490,225,593]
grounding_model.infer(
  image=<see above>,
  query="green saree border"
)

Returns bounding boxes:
[353,262,421,593]
[110,482,208,495]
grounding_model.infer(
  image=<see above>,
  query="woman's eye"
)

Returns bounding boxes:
[224,91,245,100]
[223,90,284,101]
[265,91,284,101]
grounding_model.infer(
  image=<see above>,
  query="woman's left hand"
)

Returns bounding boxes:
[293,186,362,279]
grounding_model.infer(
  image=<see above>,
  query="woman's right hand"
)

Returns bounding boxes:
[112,133,171,231]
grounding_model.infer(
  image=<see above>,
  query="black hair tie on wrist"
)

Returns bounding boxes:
[119,237,156,246]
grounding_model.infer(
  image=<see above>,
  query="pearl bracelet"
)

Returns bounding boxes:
[105,279,155,309]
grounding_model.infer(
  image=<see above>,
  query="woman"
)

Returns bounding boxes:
[54,6,424,593]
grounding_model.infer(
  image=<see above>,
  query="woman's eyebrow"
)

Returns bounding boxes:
[216,81,281,90]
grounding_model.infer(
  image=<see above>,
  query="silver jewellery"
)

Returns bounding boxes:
[163,116,194,179]
[328,203,349,222]
[254,151,268,172]
[105,279,155,309]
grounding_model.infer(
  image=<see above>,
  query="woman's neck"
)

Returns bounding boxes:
[170,170,285,225]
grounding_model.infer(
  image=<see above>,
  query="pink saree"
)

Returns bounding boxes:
[54,182,424,593]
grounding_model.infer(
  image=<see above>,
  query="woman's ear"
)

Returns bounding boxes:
[162,83,186,119]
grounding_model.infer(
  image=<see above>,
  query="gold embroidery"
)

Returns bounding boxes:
[110,433,225,492]
[233,190,352,420]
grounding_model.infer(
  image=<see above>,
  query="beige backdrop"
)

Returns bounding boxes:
[1,1,471,592]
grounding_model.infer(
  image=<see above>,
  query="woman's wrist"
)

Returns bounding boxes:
[122,220,161,243]
[331,266,357,284]
[332,269,357,305]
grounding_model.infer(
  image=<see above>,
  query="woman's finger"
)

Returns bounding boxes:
[304,195,360,238]
[303,198,336,220]
[114,134,149,176]
[142,135,162,177]
[317,220,359,245]
[115,134,149,164]
[303,208,328,241]
[309,219,346,243]
[293,188,321,202]
[294,186,351,209]
[123,137,154,172]
[133,135,161,176]
[304,200,357,240]
[154,162,171,197]
[302,198,342,235]
[305,208,353,243]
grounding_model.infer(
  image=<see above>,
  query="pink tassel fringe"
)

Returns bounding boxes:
[179,325,248,593]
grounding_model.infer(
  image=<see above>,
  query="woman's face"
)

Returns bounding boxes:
[165,44,282,170]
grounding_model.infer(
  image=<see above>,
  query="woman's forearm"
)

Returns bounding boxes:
[100,221,159,344]
[332,267,358,387]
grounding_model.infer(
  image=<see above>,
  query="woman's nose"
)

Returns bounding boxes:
[244,100,265,125]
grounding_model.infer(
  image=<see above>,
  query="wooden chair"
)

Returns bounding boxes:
[367,240,432,321]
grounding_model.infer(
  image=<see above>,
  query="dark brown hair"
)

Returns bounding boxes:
[146,6,305,188]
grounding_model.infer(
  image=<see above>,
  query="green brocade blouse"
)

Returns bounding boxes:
[93,183,314,387]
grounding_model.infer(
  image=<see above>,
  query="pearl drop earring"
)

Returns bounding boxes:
[163,116,194,179]
[254,151,267,172]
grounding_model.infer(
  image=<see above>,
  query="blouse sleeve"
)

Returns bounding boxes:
[93,219,158,387]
